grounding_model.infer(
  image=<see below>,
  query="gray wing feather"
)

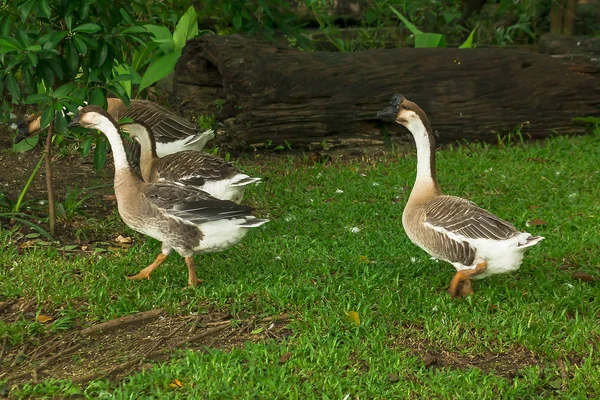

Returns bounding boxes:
[143,182,253,224]
[119,100,198,141]
[424,195,517,241]
[156,151,236,186]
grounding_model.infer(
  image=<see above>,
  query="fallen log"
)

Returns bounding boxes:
[173,34,600,150]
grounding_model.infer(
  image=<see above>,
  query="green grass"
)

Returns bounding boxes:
[1,129,600,398]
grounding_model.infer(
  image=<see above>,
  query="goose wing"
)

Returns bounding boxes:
[120,100,198,141]
[424,195,518,241]
[144,182,253,224]
[155,151,236,186]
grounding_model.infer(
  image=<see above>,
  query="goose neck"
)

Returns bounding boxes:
[407,118,441,197]
[96,116,130,172]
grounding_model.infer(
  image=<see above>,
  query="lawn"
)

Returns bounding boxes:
[1,129,599,398]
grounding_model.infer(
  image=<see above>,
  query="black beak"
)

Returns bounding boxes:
[15,122,28,144]
[376,93,405,121]
[67,115,81,129]
[376,104,399,121]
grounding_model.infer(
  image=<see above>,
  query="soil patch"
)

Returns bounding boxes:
[0,299,292,387]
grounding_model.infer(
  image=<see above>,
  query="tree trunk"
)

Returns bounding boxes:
[45,121,56,236]
[173,35,600,151]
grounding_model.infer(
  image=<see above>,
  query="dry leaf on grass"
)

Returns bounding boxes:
[388,373,400,383]
[346,311,360,326]
[572,271,595,282]
[278,352,292,364]
[168,379,183,389]
[526,218,546,227]
[115,235,132,244]
[37,314,53,324]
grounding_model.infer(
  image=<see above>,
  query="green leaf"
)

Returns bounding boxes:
[414,33,446,48]
[80,135,94,157]
[73,23,101,34]
[40,108,55,130]
[119,8,134,25]
[96,42,108,67]
[47,58,64,81]
[442,11,460,24]
[572,116,600,124]
[4,53,25,71]
[38,0,52,19]
[78,33,98,50]
[47,31,68,47]
[39,61,55,88]
[79,1,90,20]
[389,6,422,35]
[365,9,377,24]
[24,93,51,104]
[16,30,31,48]
[12,136,39,152]
[144,24,174,53]
[65,14,74,30]
[89,88,105,106]
[19,0,36,21]
[0,15,14,37]
[26,51,38,66]
[93,135,107,171]
[25,44,42,52]
[112,74,134,82]
[65,40,79,72]
[0,38,22,54]
[138,50,181,93]
[132,41,159,71]
[72,34,88,54]
[52,82,76,99]
[459,27,477,49]
[173,6,198,51]
[5,74,21,101]
[55,109,67,133]
[122,26,147,34]
[232,15,242,30]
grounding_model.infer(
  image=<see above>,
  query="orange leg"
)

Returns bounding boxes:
[127,253,168,281]
[448,262,487,298]
[185,256,204,287]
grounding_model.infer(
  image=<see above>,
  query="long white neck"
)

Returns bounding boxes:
[96,116,130,172]
[407,120,434,184]
[122,124,156,159]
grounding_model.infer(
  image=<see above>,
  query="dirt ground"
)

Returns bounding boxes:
[0,297,293,387]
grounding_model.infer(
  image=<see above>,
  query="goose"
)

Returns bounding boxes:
[376,94,544,298]
[17,98,215,157]
[123,122,261,204]
[67,105,268,287]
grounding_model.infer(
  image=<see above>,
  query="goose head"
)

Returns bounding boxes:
[376,94,432,137]
[68,105,118,130]
[15,114,42,143]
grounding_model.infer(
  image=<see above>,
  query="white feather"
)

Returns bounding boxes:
[156,129,214,157]
[199,174,260,203]
[193,219,255,253]
[424,222,544,279]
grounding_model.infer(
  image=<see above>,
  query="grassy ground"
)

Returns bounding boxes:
[1,129,599,398]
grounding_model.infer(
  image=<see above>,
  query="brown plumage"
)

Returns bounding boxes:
[68,105,268,287]
[377,94,544,298]
[124,123,261,204]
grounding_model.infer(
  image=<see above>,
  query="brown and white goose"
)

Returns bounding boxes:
[67,105,268,287]
[377,94,544,298]
[123,123,261,204]
[17,98,214,157]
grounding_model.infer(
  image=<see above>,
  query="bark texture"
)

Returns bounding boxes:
[173,34,600,150]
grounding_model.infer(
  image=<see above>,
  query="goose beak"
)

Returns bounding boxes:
[15,122,28,144]
[67,115,81,129]
[376,104,399,121]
